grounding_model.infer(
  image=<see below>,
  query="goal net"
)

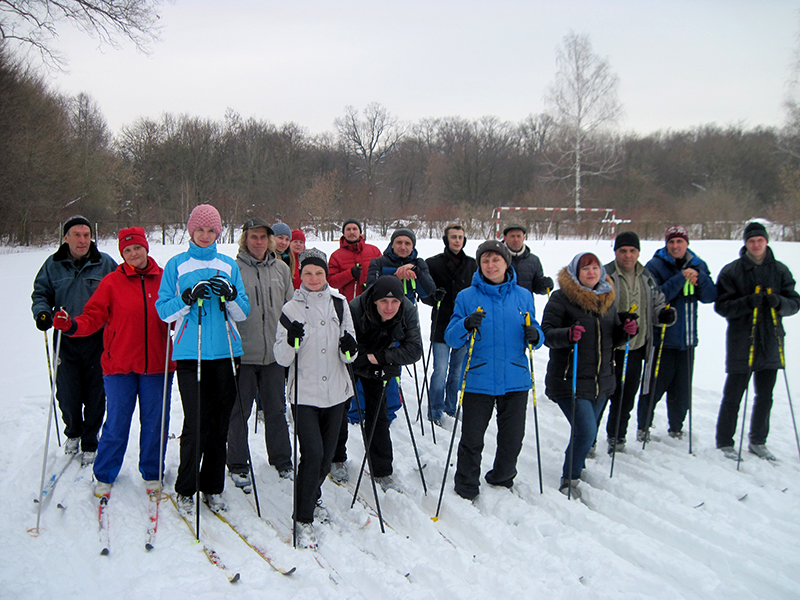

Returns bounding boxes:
[490,207,619,241]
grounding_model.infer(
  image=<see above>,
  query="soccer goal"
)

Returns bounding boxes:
[490,207,620,241]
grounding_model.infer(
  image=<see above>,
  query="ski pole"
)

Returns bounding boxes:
[34,324,63,534]
[157,323,172,495]
[566,340,578,500]
[195,298,203,540]
[524,312,543,494]
[767,288,800,462]
[737,286,761,470]
[687,346,695,455]
[611,304,637,478]
[292,338,299,548]
[43,331,62,448]
[642,304,670,450]
[396,377,428,494]
[345,361,385,533]
[411,361,426,438]
[351,377,390,509]
[221,298,261,518]
[433,307,481,522]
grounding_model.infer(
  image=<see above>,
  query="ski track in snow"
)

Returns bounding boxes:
[3,239,799,599]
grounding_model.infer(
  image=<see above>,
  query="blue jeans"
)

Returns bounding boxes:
[556,396,608,480]
[429,343,468,421]
[94,373,173,484]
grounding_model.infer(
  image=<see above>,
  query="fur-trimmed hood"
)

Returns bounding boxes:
[556,267,616,316]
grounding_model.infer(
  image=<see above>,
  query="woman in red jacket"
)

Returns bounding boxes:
[54,227,176,497]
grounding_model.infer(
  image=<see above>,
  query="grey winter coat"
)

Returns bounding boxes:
[236,250,294,365]
[274,285,356,408]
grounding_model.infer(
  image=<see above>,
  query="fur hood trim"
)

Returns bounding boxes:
[557,267,616,315]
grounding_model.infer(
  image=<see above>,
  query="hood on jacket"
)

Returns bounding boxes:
[557,267,616,316]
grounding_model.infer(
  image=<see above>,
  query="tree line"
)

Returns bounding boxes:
[2,47,799,246]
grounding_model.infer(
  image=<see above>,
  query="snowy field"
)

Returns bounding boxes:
[2,235,799,600]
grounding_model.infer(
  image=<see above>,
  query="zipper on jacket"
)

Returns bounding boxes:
[141,275,149,374]
[595,316,601,397]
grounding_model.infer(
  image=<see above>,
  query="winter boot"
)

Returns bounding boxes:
[94,481,112,498]
[636,429,650,443]
[203,493,227,513]
[718,446,740,461]
[230,471,252,490]
[279,468,294,481]
[559,477,581,500]
[586,441,597,459]
[314,498,330,524]
[144,480,161,494]
[375,475,403,494]
[176,494,195,515]
[329,462,348,484]
[748,443,777,461]
[64,438,80,455]
[668,429,685,439]
[607,438,625,455]
[295,521,317,549]
[81,451,96,467]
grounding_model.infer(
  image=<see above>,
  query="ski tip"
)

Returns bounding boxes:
[145,543,154,551]
[229,573,241,583]
[100,547,110,556]
[282,567,297,576]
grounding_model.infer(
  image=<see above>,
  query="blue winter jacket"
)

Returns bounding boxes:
[156,242,250,360]
[445,268,543,396]
[645,247,717,350]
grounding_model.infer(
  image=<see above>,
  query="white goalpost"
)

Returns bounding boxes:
[490,206,622,241]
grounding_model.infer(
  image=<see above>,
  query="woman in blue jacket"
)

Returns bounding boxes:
[445,240,543,501]
[156,204,250,512]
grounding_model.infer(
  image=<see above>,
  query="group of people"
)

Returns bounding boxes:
[32,209,798,547]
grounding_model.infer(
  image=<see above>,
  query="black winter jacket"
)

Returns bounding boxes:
[510,245,549,295]
[542,267,625,401]
[715,246,800,373]
[423,247,477,343]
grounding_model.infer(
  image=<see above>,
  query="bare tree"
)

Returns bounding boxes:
[0,0,163,68]
[335,102,403,186]
[544,31,622,209]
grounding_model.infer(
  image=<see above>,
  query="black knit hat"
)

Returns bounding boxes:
[342,219,362,234]
[63,215,92,237]
[370,275,405,301]
[614,231,640,251]
[391,227,416,247]
[502,223,527,236]
[299,247,328,275]
[475,239,512,266]
[743,221,769,243]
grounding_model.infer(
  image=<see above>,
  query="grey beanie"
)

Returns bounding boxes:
[272,222,292,238]
[475,239,512,266]
[299,247,328,274]
[391,227,416,247]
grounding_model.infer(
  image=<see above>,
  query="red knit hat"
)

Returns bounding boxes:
[664,225,689,244]
[118,227,149,255]
[187,204,223,237]
[291,229,306,242]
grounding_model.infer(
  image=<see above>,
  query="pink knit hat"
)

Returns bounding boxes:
[187,204,223,238]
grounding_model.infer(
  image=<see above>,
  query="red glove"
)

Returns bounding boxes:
[568,325,585,342]
[623,318,638,336]
[53,310,72,332]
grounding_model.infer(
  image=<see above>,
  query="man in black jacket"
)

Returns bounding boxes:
[502,224,553,295]
[715,221,800,461]
[424,224,477,425]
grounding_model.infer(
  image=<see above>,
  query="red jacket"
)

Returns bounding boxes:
[72,257,176,376]
[327,236,382,302]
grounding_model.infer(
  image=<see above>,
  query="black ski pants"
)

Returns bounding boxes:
[605,346,646,441]
[637,348,692,433]
[454,390,527,500]
[175,358,237,497]
[227,362,292,475]
[292,401,347,524]
[716,369,778,448]
[56,332,106,452]
[358,377,394,478]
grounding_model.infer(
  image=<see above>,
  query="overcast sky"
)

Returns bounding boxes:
[38,0,800,137]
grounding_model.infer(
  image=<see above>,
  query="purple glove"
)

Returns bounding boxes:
[623,318,638,336]
[568,325,585,342]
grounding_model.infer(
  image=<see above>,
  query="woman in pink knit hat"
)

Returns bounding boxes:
[156,204,250,513]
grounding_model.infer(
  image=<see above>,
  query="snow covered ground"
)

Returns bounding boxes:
[2,236,799,600]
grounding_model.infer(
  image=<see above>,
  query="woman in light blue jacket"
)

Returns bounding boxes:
[445,240,543,501]
[156,204,249,512]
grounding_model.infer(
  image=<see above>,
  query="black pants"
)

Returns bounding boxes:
[637,348,693,433]
[332,398,350,464]
[56,333,106,452]
[292,402,347,524]
[605,346,646,441]
[716,369,778,448]
[358,377,393,478]
[175,359,237,497]
[454,390,527,500]
[227,362,292,474]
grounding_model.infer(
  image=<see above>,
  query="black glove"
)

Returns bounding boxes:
[36,311,53,331]
[286,320,305,347]
[657,307,677,326]
[746,293,762,309]
[464,310,486,331]
[434,287,447,303]
[523,325,540,345]
[542,276,554,291]
[208,275,237,301]
[618,311,639,323]
[764,294,780,309]
[339,332,358,355]
[181,281,211,305]
[382,364,401,381]
[350,265,362,280]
